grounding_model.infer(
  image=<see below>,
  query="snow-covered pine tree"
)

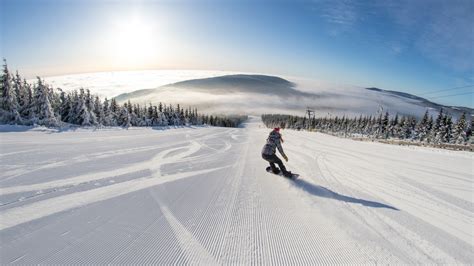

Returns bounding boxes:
[425,115,434,143]
[146,103,154,126]
[126,100,133,114]
[102,98,113,126]
[369,116,377,135]
[354,115,361,134]
[170,104,181,126]
[431,108,444,143]
[33,77,59,127]
[75,88,92,126]
[176,104,181,118]
[13,71,26,121]
[453,112,468,144]
[158,109,168,126]
[133,103,146,126]
[415,110,430,142]
[381,112,389,139]
[389,114,399,139]
[195,108,202,125]
[111,98,120,126]
[374,112,383,138]
[67,90,78,124]
[0,60,22,124]
[0,59,5,98]
[20,79,33,120]
[93,95,104,126]
[397,116,407,139]
[49,87,62,120]
[466,122,473,143]
[118,106,131,127]
[151,105,158,126]
[443,114,453,143]
[184,108,190,125]
[85,89,97,125]
[58,90,71,122]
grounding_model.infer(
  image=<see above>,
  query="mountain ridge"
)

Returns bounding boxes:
[114,74,472,119]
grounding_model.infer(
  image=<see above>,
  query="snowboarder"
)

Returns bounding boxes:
[261,127,293,178]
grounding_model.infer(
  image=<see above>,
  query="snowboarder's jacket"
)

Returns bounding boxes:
[262,130,286,157]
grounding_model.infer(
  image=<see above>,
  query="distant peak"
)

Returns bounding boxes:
[365,87,382,92]
[166,74,295,88]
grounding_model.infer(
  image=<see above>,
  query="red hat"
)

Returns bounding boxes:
[273,127,280,132]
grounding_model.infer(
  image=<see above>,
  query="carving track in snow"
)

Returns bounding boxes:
[0,117,472,264]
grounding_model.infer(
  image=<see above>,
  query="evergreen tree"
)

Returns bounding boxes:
[67,90,79,124]
[381,112,389,138]
[415,110,430,141]
[75,88,92,126]
[13,71,26,118]
[0,60,21,123]
[374,112,383,138]
[102,98,110,125]
[443,115,453,143]
[118,106,131,127]
[432,108,444,143]
[466,122,472,143]
[146,103,154,126]
[85,89,97,125]
[33,77,59,126]
[48,86,62,118]
[389,114,399,138]
[126,100,133,114]
[453,112,468,144]
[20,79,33,120]
[58,91,71,122]
[158,102,163,113]
[93,95,104,125]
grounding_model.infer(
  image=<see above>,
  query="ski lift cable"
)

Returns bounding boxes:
[420,85,474,96]
[427,91,474,99]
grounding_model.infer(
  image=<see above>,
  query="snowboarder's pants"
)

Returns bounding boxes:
[262,153,288,174]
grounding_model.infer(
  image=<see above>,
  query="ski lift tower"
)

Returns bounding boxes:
[305,107,315,129]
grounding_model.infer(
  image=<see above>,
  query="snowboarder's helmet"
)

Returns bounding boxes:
[274,127,280,132]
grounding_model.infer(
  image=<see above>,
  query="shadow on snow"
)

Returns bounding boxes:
[293,178,399,211]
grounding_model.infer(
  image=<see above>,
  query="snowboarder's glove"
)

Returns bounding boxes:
[282,154,288,162]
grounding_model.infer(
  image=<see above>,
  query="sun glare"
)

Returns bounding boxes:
[109,16,157,66]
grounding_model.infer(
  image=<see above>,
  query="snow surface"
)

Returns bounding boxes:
[0,117,473,264]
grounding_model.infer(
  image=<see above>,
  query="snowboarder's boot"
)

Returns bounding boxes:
[283,171,293,178]
[271,167,281,174]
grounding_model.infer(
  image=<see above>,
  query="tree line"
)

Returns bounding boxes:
[0,60,246,128]
[262,110,472,146]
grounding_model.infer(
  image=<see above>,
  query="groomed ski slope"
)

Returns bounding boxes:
[0,116,472,264]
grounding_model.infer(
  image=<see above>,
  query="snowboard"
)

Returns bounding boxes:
[266,166,299,179]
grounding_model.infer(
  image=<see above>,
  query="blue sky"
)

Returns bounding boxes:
[1,0,473,107]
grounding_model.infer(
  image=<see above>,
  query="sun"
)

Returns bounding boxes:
[109,16,157,66]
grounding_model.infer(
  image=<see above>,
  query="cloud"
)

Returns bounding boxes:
[312,0,474,72]
[412,3,474,71]
[314,0,360,36]
[321,0,358,26]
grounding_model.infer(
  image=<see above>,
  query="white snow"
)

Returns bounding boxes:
[0,117,472,264]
